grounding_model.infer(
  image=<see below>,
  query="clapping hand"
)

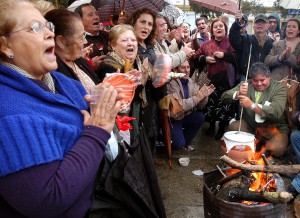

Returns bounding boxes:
[196,84,215,100]
[200,84,215,97]
[82,83,125,133]
[279,46,291,61]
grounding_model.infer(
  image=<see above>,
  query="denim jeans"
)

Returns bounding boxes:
[291,130,300,192]
[170,111,205,149]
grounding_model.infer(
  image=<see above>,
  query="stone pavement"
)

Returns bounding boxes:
[155,122,297,218]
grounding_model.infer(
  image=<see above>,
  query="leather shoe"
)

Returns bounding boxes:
[154,158,166,166]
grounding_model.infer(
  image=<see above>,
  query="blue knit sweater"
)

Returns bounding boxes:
[0,64,88,177]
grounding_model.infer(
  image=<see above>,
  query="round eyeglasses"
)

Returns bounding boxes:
[76,32,87,43]
[7,21,55,36]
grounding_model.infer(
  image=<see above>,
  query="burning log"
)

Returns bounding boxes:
[221,187,293,204]
[217,170,243,186]
[220,155,300,174]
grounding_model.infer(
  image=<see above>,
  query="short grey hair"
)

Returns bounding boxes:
[249,62,271,79]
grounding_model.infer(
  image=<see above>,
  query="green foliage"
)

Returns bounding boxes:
[240,0,267,16]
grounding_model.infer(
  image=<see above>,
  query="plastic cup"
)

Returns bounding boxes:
[90,88,101,114]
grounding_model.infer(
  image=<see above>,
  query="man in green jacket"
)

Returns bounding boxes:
[221,62,289,157]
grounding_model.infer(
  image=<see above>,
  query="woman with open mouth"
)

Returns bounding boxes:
[94,24,166,217]
[130,8,167,166]
[0,0,123,217]
[98,24,150,143]
[45,9,100,93]
[265,18,300,81]
[195,18,238,140]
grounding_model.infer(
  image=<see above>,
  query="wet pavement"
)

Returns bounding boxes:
[155,122,297,218]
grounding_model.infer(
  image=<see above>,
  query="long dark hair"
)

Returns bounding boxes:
[282,18,300,39]
[129,8,157,46]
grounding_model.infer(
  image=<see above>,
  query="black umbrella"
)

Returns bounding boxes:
[89,126,166,218]
[91,0,168,22]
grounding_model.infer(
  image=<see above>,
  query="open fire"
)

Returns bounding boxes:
[204,128,295,217]
[239,149,277,205]
[222,127,283,205]
[203,170,287,218]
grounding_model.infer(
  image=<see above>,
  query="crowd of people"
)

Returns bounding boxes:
[0,0,300,216]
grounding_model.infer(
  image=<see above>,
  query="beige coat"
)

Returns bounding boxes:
[167,78,208,120]
[265,40,300,80]
[154,39,186,68]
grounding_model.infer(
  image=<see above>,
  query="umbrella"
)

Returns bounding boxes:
[279,0,300,9]
[67,0,91,11]
[160,4,184,24]
[189,0,238,15]
[91,0,167,22]
[89,126,166,217]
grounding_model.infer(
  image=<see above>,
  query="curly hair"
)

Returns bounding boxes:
[129,8,157,46]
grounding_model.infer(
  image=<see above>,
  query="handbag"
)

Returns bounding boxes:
[169,96,183,120]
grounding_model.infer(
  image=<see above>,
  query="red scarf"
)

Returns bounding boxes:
[198,36,235,80]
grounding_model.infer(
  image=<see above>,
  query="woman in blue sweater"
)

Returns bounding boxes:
[0,1,122,217]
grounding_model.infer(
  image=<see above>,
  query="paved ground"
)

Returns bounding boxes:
[155,122,297,218]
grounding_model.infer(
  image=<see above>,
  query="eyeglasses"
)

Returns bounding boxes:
[7,21,55,36]
[76,32,87,42]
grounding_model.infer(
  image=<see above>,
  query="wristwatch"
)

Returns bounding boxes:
[250,103,256,110]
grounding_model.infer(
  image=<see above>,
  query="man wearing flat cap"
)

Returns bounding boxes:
[229,12,274,81]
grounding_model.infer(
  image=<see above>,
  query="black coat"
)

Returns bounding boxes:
[229,21,274,77]
[88,126,166,218]
[56,55,100,84]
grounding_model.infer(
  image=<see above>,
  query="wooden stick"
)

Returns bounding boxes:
[226,187,293,203]
[216,165,227,178]
[238,44,252,132]
[217,171,243,186]
[261,154,270,165]
[220,155,300,174]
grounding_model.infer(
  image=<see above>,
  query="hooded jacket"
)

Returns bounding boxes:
[268,13,281,33]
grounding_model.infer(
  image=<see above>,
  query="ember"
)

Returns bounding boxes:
[203,170,287,218]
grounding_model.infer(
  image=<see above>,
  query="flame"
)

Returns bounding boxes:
[242,128,277,204]
[225,127,280,205]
